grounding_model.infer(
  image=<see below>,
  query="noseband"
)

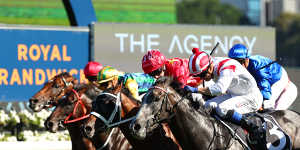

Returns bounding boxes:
[64,89,90,124]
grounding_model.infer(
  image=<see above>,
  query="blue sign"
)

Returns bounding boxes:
[0,27,90,101]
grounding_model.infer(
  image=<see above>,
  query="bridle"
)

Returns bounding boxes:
[47,75,74,107]
[90,92,136,129]
[151,86,249,150]
[64,89,90,124]
[150,86,185,124]
[90,91,136,150]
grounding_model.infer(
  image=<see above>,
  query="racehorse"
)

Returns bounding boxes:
[82,82,182,150]
[45,83,132,150]
[131,76,300,150]
[29,72,131,150]
[29,72,77,112]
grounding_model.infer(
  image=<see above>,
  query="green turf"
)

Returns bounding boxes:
[0,0,176,25]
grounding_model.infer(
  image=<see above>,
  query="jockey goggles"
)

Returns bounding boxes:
[148,67,164,77]
[193,68,209,78]
[98,81,109,90]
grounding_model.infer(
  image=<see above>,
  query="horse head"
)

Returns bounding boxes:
[45,84,96,133]
[83,82,140,139]
[131,76,196,140]
[29,72,78,112]
[83,92,122,138]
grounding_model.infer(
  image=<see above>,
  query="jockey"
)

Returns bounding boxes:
[228,44,298,110]
[186,48,266,149]
[97,66,156,101]
[142,49,202,87]
[84,61,103,83]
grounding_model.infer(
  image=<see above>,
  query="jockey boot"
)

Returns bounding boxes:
[240,117,267,150]
[225,110,267,150]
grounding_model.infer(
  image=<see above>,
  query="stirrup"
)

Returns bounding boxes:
[247,128,267,150]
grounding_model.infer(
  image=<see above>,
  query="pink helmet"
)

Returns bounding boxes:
[142,50,166,74]
[188,48,211,75]
[84,61,103,77]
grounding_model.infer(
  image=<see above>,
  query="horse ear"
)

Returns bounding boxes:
[114,77,122,93]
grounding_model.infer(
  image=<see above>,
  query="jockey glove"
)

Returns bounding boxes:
[184,85,198,93]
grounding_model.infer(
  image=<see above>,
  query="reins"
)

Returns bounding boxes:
[64,89,90,124]
[90,92,136,129]
[97,128,116,150]
[150,86,186,124]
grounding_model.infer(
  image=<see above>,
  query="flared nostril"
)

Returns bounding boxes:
[85,126,92,134]
[47,122,53,128]
[133,124,141,131]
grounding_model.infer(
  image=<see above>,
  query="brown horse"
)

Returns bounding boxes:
[82,82,182,150]
[29,72,131,150]
[45,83,132,150]
[29,72,77,112]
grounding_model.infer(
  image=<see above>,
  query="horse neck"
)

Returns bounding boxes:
[110,90,155,150]
[66,123,95,150]
[103,128,132,150]
[168,95,216,149]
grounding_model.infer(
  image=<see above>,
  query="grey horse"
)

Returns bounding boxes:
[131,77,300,150]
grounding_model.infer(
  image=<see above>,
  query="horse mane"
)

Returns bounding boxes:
[154,76,193,100]
[54,72,72,79]
[103,79,141,105]
[155,76,203,111]
[73,83,102,101]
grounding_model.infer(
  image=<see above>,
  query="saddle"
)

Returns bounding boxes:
[216,112,292,150]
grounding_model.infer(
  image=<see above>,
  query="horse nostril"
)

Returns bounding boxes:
[134,124,141,131]
[47,122,54,128]
[85,126,92,134]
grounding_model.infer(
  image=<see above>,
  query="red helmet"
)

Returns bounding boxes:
[84,61,103,77]
[142,50,166,74]
[188,48,211,75]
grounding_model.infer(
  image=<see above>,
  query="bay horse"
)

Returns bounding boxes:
[45,83,132,150]
[131,77,300,150]
[29,72,77,112]
[82,82,182,150]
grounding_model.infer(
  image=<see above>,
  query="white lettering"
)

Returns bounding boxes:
[115,33,129,53]
[184,34,198,55]
[168,35,183,54]
[130,34,145,53]
[147,34,160,50]
[200,35,212,50]
[215,36,229,54]
[244,37,256,55]
[229,35,244,48]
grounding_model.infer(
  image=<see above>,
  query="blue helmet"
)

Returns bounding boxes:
[228,44,249,59]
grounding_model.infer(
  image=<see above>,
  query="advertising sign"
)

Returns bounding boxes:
[93,23,275,73]
[0,25,90,102]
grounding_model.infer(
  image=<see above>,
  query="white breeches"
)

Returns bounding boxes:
[270,68,297,110]
[204,88,263,117]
